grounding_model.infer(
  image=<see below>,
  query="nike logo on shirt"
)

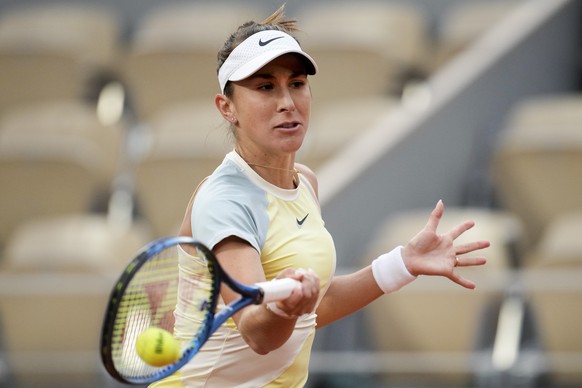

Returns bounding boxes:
[296,213,309,228]
[259,36,284,46]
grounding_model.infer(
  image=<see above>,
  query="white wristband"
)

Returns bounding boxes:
[371,246,417,294]
[266,302,296,320]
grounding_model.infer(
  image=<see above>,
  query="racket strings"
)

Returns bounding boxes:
[110,244,216,380]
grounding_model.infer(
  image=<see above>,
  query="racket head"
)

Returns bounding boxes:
[100,236,220,384]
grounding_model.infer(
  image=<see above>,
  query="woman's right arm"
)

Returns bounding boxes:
[213,236,320,355]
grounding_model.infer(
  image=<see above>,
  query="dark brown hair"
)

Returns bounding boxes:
[217,4,301,96]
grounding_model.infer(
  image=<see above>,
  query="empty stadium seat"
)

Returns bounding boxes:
[122,3,261,121]
[521,267,582,385]
[491,94,582,255]
[0,213,151,385]
[0,100,124,246]
[0,4,122,113]
[297,2,430,105]
[2,214,152,274]
[0,271,116,386]
[134,100,231,237]
[488,94,582,385]
[526,210,582,268]
[432,1,526,70]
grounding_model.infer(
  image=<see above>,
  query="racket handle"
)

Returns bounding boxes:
[256,278,301,303]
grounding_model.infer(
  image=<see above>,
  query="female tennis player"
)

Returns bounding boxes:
[151,5,489,387]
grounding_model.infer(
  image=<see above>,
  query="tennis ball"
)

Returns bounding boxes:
[135,327,180,367]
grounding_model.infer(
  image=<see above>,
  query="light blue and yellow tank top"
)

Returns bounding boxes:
[151,151,336,387]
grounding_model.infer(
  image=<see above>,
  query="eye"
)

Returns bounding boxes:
[258,83,274,91]
[291,80,306,88]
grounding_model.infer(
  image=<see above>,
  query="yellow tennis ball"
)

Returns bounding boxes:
[135,327,180,367]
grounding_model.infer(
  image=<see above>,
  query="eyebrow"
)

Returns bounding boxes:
[249,70,307,81]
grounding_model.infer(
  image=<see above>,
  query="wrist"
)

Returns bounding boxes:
[400,244,419,276]
[371,246,417,294]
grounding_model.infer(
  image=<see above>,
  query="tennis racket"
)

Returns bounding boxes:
[100,236,300,385]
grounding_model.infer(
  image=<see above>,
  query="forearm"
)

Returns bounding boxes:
[213,239,298,354]
[316,247,416,328]
[316,266,383,328]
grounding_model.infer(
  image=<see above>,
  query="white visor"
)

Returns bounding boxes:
[218,30,317,93]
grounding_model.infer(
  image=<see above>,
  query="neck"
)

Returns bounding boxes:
[234,149,299,188]
[246,162,300,188]
[246,162,296,174]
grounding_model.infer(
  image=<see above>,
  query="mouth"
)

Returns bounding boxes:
[275,121,301,131]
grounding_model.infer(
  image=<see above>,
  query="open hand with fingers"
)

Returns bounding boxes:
[401,200,490,289]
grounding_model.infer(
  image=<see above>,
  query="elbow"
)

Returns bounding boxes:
[249,343,272,356]
[245,336,287,355]
[243,329,293,355]
[237,307,296,354]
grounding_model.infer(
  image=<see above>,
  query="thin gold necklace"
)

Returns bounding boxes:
[247,163,300,187]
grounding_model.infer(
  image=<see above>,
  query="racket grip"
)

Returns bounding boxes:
[256,278,301,303]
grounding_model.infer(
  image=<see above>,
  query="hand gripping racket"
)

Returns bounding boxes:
[100,236,299,384]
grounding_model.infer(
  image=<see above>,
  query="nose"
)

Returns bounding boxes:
[276,86,296,113]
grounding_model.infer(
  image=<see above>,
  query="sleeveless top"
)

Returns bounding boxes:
[151,151,336,387]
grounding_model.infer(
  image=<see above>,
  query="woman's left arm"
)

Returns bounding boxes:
[316,266,383,328]
[316,200,490,328]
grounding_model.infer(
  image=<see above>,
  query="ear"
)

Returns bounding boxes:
[215,94,236,124]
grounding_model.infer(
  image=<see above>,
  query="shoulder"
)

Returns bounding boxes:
[197,167,266,210]
[190,171,269,251]
[295,163,318,199]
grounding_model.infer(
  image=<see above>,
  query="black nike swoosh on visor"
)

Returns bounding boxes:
[258,36,284,46]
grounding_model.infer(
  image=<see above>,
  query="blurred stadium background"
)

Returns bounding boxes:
[0,0,580,387]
